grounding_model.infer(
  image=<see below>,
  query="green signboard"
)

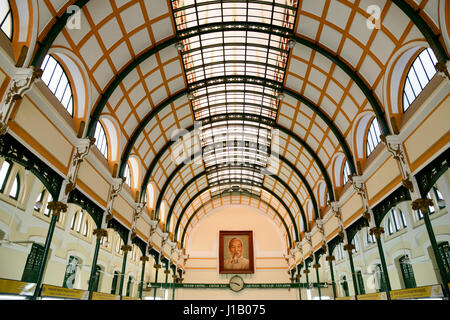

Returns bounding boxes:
[147,282,327,289]
[21,243,45,283]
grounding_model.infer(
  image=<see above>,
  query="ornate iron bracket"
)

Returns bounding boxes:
[0,67,42,135]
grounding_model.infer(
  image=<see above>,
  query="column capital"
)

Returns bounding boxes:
[140,255,150,262]
[93,228,108,240]
[47,201,68,217]
[369,227,385,239]
[312,263,321,269]
[325,256,335,262]
[153,263,162,269]
[303,269,310,274]
[121,244,132,253]
[164,270,171,275]
[411,198,434,214]
[343,244,355,253]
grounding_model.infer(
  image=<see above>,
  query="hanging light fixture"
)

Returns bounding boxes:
[175,42,184,51]
[287,39,296,49]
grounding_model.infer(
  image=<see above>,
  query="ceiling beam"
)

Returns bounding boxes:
[177,191,294,248]
[138,122,335,207]
[164,153,316,236]
[155,163,304,241]
[33,2,446,137]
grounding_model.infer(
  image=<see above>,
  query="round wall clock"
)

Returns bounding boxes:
[229,275,245,292]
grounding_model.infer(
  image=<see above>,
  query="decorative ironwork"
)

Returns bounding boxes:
[346,216,370,243]
[132,235,147,256]
[372,185,411,226]
[415,148,449,198]
[107,217,129,244]
[0,133,63,199]
[327,235,343,256]
[67,188,103,228]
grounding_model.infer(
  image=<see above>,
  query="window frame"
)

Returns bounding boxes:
[8,173,20,200]
[342,161,351,185]
[94,122,109,159]
[0,0,13,40]
[0,159,12,193]
[366,117,382,157]
[40,55,74,116]
[402,48,438,112]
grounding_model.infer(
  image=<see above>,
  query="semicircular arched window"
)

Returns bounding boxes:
[366,117,381,157]
[124,163,131,187]
[94,123,109,159]
[403,48,438,112]
[342,160,351,185]
[0,0,13,40]
[41,55,74,116]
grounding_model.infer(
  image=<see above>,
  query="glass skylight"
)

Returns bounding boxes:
[171,0,298,189]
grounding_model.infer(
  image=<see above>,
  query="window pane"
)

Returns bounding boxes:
[9,175,19,199]
[94,123,109,159]
[40,55,74,116]
[0,160,11,191]
[0,0,13,39]
[403,48,437,111]
[76,211,84,232]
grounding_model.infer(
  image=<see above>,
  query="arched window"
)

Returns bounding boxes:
[351,237,359,253]
[8,174,19,200]
[341,276,349,297]
[76,210,84,233]
[0,0,13,39]
[41,55,74,116]
[375,264,387,292]
[111,271,119,294]
[126,276,133,297]
[70,211,78,230]
[357,270,365,295]
[100,232,109,247]
[386,208,407,235]
[124,164,131,187]
[116,235,123,254]
[366,229,376,245]
[403,48,438,112]
[94,123,109,159]
[399,255,416,289]
[336,243,344,261]
[342,161,351,185]
[366,117,381,157]
[0,159,12,192]
[82,220,89,236]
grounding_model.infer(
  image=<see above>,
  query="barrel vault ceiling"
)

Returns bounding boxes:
[34,0,445,247]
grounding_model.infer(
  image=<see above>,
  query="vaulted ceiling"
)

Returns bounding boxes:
[31,0,448,248]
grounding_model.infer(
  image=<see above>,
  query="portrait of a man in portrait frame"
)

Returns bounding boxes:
[219,231,254,274]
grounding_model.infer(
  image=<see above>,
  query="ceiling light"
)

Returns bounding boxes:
[287,40,296,49]
[175,42,184,51]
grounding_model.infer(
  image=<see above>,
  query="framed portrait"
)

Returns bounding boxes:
[219,231,254,274]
